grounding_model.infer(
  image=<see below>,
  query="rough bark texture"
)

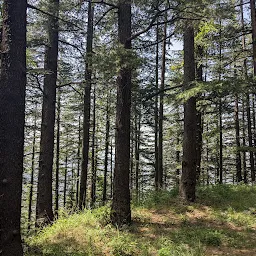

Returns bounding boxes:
[180,23,197,202]
[0,1,27,254]
[111,0,132,225]
[36,0,59,226]
[79,0,94,209]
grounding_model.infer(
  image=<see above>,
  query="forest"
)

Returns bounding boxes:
[1,0,256,255]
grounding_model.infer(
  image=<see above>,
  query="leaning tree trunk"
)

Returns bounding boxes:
[111,0,132,225]
[36,0,59,226]
[0,1,27,254]
[180,22,197,202]
[79,0,94,209]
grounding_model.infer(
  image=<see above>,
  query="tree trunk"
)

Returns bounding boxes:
[28,104,38,231]
[158,20,167,190]
[55,89,61,216]
[79,0,94,209]
[250,0,256,74]
[90,85,97,207]
[154,21,159,191]
[247,95,255,182]
[195,45,203,182]
[111,0,132,225]
[0,1,26,254]
[180,23,197,202]
[219,99,223,184]
[103,98,110,203]
[235,94,242,182]
[36,0,59,226]
[76,116,81,206]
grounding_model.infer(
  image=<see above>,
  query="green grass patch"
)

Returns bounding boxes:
[25,185,256,256]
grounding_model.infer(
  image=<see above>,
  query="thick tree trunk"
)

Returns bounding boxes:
[111,0,132,225]
[0,1,27,254]
[36,0,59,226]
[79,0,94,209]
[180,23,197,202]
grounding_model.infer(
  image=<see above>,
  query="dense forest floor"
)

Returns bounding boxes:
[25,185,256,256]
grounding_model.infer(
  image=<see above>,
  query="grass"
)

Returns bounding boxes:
[25,185,256,255]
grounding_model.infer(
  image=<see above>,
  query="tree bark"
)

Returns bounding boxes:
[154,21,159,191]
[0,0,27,254]
[79,0,94,209]
[76,116,81,206]
[90,85,97,207]
[235,94,242,182]
[55,89,61,216]
[250,0,256,74]
[158,19,167,190]
[111,0,132,225]
[28,104,38,231]
[103,98,110,203]
[180,23,197,202]
[36,0,59,226]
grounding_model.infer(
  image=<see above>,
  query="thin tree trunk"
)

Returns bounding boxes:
[180,22,197,202]
[219,99,223,184]
[110,138,113,198]
[242,99,248,183]
[250,0,256,74]
[79,0,94,209]
[76,116,81,206]
[55,89,61,216]
[63,133,68,207]
[28,104,38,231]
[135,99,141,202]
[158,19,167,190]
[111,0,132,225]
[235,94,242,182]
[241,0,249,183]
[103,98,110,203]
[0,1,26,254]
[247,95,255,182]
[195,45,203,182]
[91,85,97,207]
[36,0,59,226]
[154,20,159,190]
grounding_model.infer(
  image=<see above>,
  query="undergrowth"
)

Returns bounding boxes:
[25,185,256,256]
